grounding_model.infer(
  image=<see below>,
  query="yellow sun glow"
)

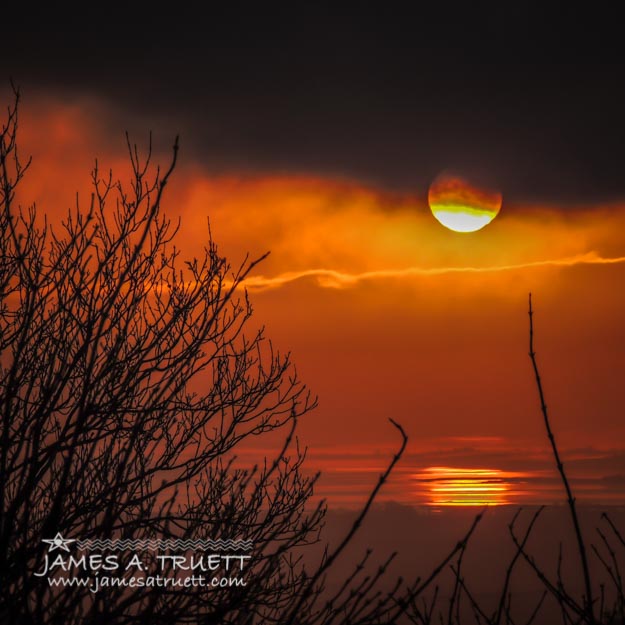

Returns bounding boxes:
[428,174,502,233]
[420,467,511,507]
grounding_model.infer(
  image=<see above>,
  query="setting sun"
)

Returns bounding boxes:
[428,174,502,233]
[417,467,513,507]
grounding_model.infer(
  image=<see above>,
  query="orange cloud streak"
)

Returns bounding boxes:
[240,252,625,291]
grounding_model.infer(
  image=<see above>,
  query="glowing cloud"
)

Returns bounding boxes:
[240,252,625,291]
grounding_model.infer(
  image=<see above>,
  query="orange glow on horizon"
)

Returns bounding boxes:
[417,467,523,507]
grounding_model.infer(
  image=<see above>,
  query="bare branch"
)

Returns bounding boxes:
[528,293,594,624]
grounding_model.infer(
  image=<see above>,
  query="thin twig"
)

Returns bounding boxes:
[283,418,408,625]
[528,293,594,624]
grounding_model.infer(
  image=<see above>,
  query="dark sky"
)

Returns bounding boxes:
[3,6,625,204]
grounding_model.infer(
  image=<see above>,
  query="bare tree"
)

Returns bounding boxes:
[0,85,318,623]
[1,89,457,624]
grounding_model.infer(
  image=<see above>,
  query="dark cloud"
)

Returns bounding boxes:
[2,6,625,204]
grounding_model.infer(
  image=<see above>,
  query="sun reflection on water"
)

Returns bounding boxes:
[417,466,515,507]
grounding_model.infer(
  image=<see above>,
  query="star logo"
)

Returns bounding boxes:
[42,533,75,552]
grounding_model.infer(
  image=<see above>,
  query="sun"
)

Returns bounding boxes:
[418,467,513,507]
[428,174,502,233]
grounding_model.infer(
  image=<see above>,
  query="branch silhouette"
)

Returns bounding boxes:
[528,293,595,624]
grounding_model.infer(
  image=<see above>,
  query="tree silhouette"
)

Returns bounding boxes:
[0,89,439,624]
[0,87,313,622]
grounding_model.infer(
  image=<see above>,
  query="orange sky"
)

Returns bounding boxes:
[12,95,625,508]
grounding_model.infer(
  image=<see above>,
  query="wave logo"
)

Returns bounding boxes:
[34,532,252,593]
